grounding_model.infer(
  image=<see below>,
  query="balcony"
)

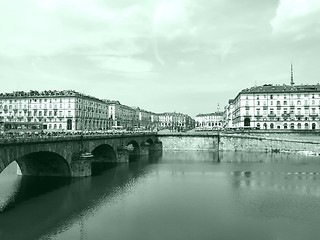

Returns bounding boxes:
[309,113,318,117]
[268,113,276,117]
[282,113,290,118]
[295,114,304,118]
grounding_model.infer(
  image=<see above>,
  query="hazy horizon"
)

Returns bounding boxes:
[1,0,319,117]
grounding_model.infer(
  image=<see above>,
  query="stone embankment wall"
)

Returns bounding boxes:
[158,133,320,154]
[158,135,219,151]
[219,134,320,153]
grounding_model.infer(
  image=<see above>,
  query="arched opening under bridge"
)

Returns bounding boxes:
[16,151,71,177]
[127,140,140,162]
[91,144,118,175]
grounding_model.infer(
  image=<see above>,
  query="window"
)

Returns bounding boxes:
[284,101,287,105]
[67,119,72,130]
[256,109,261,116]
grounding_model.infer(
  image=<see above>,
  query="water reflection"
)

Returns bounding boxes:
[0,159,154,240]
[1,151,320,240]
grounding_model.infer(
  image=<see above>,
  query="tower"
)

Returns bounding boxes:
[290,63,294,86]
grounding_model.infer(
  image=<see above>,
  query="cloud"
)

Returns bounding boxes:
[88,56,154,73]
[0,0,151,57]
[271,0,320,34]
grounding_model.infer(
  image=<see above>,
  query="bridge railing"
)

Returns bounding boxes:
[0,130,157,144]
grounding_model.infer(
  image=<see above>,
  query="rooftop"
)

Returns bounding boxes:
[195,112,224,117]
[0,90,104,102]
[240,83,320,94]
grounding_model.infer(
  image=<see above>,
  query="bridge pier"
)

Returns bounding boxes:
[153,141,163,152]
[117,148,129,162]
[140,143,149,155]
[70,159,91,177]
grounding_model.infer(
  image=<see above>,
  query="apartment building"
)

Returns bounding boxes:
[229,83,320,130]
[0,90,108,131]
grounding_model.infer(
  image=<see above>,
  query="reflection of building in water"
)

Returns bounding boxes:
[229,170,320,197]
[218,151,316,164]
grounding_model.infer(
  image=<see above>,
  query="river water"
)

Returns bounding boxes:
[1,151,320,240]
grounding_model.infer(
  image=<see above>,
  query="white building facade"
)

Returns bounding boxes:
[0,90,108,131]
[195,112,224,131]
[230,84,320,130]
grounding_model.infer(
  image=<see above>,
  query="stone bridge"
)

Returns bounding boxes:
[0,133,162,177]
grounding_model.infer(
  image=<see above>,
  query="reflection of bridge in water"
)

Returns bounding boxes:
[0,154,161,240]
[0,133,162,177]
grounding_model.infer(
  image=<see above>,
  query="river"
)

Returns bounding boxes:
[1,151,320,240]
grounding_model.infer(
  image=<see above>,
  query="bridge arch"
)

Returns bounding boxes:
[91,144,117,162]
[16,151,71,177]
[127,140,140,155]
[146,138,154,145]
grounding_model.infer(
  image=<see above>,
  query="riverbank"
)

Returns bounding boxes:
[158,132,320,156]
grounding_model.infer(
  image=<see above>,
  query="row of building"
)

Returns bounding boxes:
[0,90,195,132]
[2,65,318,132]
[196,65,320,131]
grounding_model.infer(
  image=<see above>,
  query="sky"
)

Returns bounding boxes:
[0,0,320,117]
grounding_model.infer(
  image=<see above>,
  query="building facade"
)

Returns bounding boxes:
[104,101,159,131]
[224,99,234,129]
[195,112,224,131]
[158,112,194,131]
[134,108,159,130]
[229,83,320,130]
[105,100,137,130]
[0,90,108,131]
